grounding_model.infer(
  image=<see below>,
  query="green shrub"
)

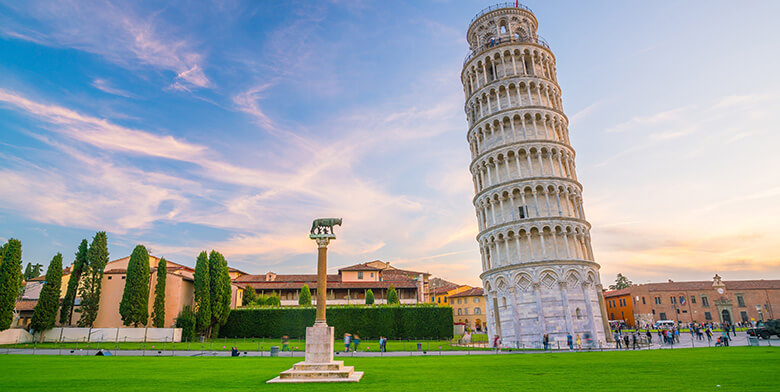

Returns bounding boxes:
[365,289,374,305]
[298,285,311,306]
[387,286,399,304]
[175,305,197,342]
[219,305,452,339]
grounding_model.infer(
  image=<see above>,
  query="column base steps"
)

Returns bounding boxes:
[267,361,364,383]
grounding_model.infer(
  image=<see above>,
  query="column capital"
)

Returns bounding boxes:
[310,235,334,248]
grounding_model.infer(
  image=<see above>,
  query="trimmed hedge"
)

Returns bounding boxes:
[219,305,453,339]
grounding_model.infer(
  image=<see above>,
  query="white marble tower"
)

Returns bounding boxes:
[462,3,610,347]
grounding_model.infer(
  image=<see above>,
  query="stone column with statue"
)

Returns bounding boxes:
[268,218,363,383]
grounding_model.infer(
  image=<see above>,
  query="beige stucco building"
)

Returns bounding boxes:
[17,255,243,329]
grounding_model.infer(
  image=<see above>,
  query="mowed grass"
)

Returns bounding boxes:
[1,348,777,391]
[2,337,492,352]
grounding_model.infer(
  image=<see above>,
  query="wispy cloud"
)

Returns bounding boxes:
[91,79,135,98]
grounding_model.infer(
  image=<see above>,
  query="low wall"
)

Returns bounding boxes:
[40,328,182,343]
[0,329,33,344]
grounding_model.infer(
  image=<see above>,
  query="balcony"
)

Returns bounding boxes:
[464,35,551,67]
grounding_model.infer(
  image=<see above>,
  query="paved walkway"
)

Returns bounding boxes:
[2,332,776,358]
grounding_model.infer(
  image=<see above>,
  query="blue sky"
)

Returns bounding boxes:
[1,1,779,286]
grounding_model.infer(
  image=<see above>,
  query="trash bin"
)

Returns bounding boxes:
[270,346,280,357]
[417,343,422,351]
[748,336,759,346]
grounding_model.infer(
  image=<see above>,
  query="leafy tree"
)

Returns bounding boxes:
[151,257,167,328]
[365,289,375,305]
[60,239,88,325]
[387,285,399,305]
[193,251,211,334]
[24,262,43,280]
[299,284,312,306]
[30,253,63,334]
[253,295,267,306]
[609,273,633,290]
[119,245,150,326]
[174,305,197,342]
[208,250,231,336]
[0,239,23,330]
[77,232,109,327]
[266,294,281,306]
[242,286,256,306]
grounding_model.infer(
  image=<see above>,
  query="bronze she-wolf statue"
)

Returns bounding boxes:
[310,218,343,235]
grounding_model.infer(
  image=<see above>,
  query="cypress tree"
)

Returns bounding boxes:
[152,257,167,327]
[193,251,210,334]
[60,239,88,325]
[77,232,109,327]
[387,285,399,305]
[0,239,23,330]
[365,289,375,305]
[119,245,150,327]
[242,286,256,306]
[299,284,312,306]
[30,253,63,334]
[208,250,231,336]
[24,263,32,280]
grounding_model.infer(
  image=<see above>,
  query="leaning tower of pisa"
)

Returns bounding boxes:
[462,3,609,347]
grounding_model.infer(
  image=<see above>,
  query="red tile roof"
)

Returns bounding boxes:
[242,280,418,290]
[604,288,632,297]
[449,287,484,298]
[338,263,382,272]
[15,300,38,311]
[638,280,780,292]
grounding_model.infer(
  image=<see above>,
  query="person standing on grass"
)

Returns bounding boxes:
[379,336,386,352]
[352,334,361,352]
[731,324,736,337]
[674,328,680,343]
[344,333,351,352]
[281,336,289,352]
[576,334,582,350]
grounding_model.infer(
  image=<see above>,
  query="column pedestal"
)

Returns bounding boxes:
[267,325,363,383]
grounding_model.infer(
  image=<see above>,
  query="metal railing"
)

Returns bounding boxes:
[469,3,533,26]
[463,35,550,66]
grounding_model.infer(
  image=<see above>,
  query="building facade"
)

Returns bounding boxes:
[604,288,635,326]
[449,287,487,332]
[16,255,243,329]
[462,3,609,347]
[605,275,779,327]
[235,260,429,305]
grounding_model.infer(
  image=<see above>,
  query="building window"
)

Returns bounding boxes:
[437,297,441,303]
[652,309,655,315]
[444,297,447,303]
[740,311,748,322]
[121,276,126,280]
[457,308,462,315]
[737,295,746,307]
[464,298,469,304]
[610,313,615,320]
[464,308,469,315]
[691,296,696,304]
[701,296,709,307]
[670,296,676,304]
[704,312,712,321]
[458,298,462,304]
[475,307,481,315]
[358,271,363,280]
[642,297,646,305]
[475,297,480,303]
[679,295,685,304]
[576,308,582,319]
[518,206,528,219]
[654,297,661,305]
[659,312,667,320]
[370,273,374,278]
[107,276,112,280]
[676,309,680,314]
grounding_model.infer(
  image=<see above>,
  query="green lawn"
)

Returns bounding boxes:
[1,337,493,352]
[1,347,777,391]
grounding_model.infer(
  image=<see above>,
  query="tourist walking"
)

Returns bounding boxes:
[567,334,573,350]
[614,332,622,349]
[379,336,387,352]
[281,335,289,352]
[543,334,549,350]
[576,334,582,350]
[352,334,361,351]
[646,330,652,344]
[493,335,501,351]
[705,328,713,343]
[623,334,629,350]
[344,333,352,352]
